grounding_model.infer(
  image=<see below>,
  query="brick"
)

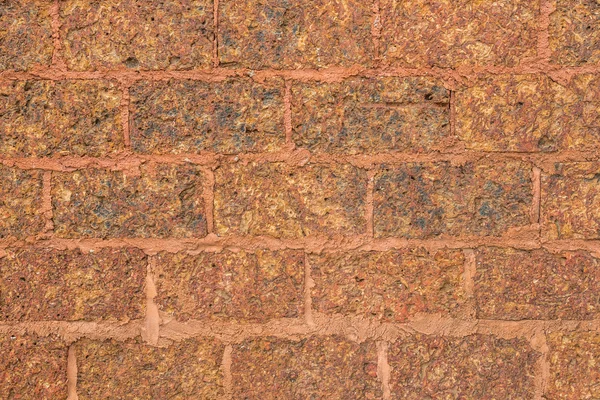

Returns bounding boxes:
[550,0,600,65]
[310,248,465,322]
[60,0,213,71]
[0,166,45,239]
[541,162,600,240]
[373,161,532,238]
[389,334,538,399]
[0,1,53,71]
[218,0,374,69]
[0,334,67,399]
[52,164,207,238]
[547,331,600,399]
[475,247,600,320]
[154,250,304,322]
[292,78,451,154]
[0,80,123,157]
[456,74,600,152]
[77,337,224,399]
[0,248,146,322]
[231,336,380,399]
[130,78,285,154]
[380,0,537,68]
[215,163,367,238]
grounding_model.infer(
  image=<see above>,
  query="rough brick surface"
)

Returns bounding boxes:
[0,166,45,239]
[52,165,207,238]
[388,334,539,399]
[154,250,304,322]
[293,78,451,154]
[310,249,465,321]
[547,331,600,399]
[374,161,532,238]
[231,336,381,399]
[0,1,53,71]
[0,248,146,322]
[0,334,67,400]
[76,338,224,399]
[0,80,123,157]
[60,0,214,71]
[218,0,374,69]
[215,163,367,237]
[380,0,538,67]
[130,78,285,154]
[550,0,600,65]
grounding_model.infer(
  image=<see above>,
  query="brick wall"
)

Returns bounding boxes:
[1,0,600,399]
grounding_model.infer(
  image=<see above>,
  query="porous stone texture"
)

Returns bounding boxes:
[0,166,45,239]
[0,334,67,399]
[76,337,224,399]
[474,247,600,320]
[292,77,451,154]
[309,248,465,322]
[455,74,600,152]
[130,78,285,154]
[0,0,53,71]
[388,334,539,399]
[218,0,374,69]
[214,163,367,238]
[0,80,123,157]
[547,331,600,399]
[541,162,600,240]
[231,336,381,399]
[154,250,304,322]
[380,0,538,67]
[0,248,146,322]
[60,0,213,71]
[373,161,532,238]
[52,164,207,238]
[550,0,600,65]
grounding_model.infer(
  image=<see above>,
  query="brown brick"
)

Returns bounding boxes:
[541,162,600,240]
[154,250,304,322]
[373,161,532,238]
[380,0,537,68]
[130,78,285,154]
[60,0,213,71]
[52,165,207,238]
[0,334,67,399]
[77,337,224,399]
[0,166,45,239]
[293,78,451,154]
[547,331,600,399]
[231,336,380,399]
[0,80,123,157]
[215,163,367,238]
[218,0,374,69]
[0,1,53,71]
[389,334,538,399]
[0,248,146,322]
[550,0,600,65]
[310,249,465,322]
[456,74,600,152]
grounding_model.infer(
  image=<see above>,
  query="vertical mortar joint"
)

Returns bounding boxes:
[142,256,160,346]
[66,345,78,400]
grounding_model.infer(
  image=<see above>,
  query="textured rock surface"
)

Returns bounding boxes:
[76,338,224,399]
[130,78,285,154]
[154,250,304,322]
[52,165,207,238]
[388,334,539,399]
[293,78,451,154]
[0,166,45,239]
[0,248,146,321]
[374,161,532,238]
[310,249,465,321]
[550,0,600,65]
[0,80,123,157]
[231,336,381,399]
[215,163,367,237]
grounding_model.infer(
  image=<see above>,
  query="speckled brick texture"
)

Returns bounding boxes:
[550,0,600,65]
[0,166,45,239]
